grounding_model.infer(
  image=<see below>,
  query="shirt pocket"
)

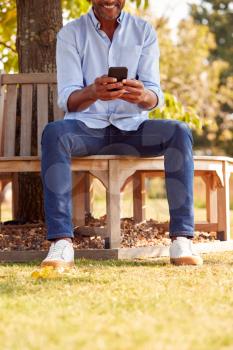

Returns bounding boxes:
[117,45,142,79]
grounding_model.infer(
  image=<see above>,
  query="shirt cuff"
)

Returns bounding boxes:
[57,86,82,113]
[144,86,164,111]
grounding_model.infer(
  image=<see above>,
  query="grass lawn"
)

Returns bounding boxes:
[1,253,233,350]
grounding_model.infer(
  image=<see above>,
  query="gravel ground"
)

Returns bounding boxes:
[0,214,216,251]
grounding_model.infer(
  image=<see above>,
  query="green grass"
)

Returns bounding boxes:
[1,253,233,349]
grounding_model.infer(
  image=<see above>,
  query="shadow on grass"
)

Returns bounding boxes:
[0,258,169,269]
[1,251,233,270]
[0,258,170,297]
[2,254,233,268]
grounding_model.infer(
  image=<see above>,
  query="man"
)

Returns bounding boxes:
[40,0,203,267]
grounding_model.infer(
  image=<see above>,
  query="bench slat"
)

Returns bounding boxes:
[2,73,56,84]
[20,84,33,156]
[0,85,5,156]
[37,84,48,156]
[3,84,17,156]
[0,158,109,172]
[52,84,64,121]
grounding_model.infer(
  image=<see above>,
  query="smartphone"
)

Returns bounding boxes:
[108,67,128,82]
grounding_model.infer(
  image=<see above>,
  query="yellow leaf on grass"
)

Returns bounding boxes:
[31,266,77,280]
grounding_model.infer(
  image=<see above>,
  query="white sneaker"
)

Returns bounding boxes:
[169,237,203,266]
[41,239,75,268]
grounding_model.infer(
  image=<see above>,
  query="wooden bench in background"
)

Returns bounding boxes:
[0,73,233,252]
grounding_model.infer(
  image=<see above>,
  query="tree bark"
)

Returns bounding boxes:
[15,0,62,222]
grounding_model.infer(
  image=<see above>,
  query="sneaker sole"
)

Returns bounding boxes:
[170,256,203,266]
[41,260,75,269]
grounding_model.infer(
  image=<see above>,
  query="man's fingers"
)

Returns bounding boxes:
[120,93,139,102]
[122,79,143,88]
[96,76,118,85]
[123,86,142,95]
[108,89,126,97]
[98,85,126,95]
[106,82,124,90]
[99,89,126,100]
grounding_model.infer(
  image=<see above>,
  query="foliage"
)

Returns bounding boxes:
[62,0,90,21]
[138,9,232,154]
[0,0,17,72]
[190,0,233,80]
[189,0,233,155]
[129,0,149,9]
[149,93,202,130]
[156,18,228,123]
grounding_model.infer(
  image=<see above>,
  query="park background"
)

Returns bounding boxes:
[0,0,232,232]
[1,2,233,350]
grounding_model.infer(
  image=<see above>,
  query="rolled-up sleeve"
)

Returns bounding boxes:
[56,27,84,113]
[137,23,164,111]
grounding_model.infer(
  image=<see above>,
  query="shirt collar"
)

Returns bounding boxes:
[88,6,124,30]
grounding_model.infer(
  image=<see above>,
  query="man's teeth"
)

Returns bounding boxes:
[104,5,115,8]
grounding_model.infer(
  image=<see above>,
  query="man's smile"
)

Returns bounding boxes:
[103,4,116,9]
[100,2,120,12]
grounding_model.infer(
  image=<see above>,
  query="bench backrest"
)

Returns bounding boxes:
[0,73,64,157]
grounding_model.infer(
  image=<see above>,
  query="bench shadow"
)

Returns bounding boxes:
[0,258,169,269]
[2,253,233,269]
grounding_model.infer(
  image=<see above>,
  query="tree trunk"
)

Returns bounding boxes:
[15,0,62,222]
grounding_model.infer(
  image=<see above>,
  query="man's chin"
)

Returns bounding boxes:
[95,7,121,21]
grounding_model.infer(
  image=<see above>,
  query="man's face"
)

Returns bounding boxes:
[91,0,126,21]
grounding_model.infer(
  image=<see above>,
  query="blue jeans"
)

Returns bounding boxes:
[41,119,194,240]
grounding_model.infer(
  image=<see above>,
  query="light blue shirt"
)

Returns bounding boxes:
[56,7,164,130]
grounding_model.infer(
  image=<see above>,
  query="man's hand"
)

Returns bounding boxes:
[90,75,126,101]
[120,79,146,104]
[67,76,158,113]
[120,79,158,109]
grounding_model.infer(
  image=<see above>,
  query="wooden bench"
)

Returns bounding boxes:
[0,73,233,250]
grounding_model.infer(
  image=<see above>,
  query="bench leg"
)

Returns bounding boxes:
[84,173,94,216]
[0,180,3,222]
[217,162,231,241]
[206,186,218,224]
[12,173,19,220]
[133,171,146,223]
[106,160,121,249]
[203,175,218,224]
[72,171,86,227]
